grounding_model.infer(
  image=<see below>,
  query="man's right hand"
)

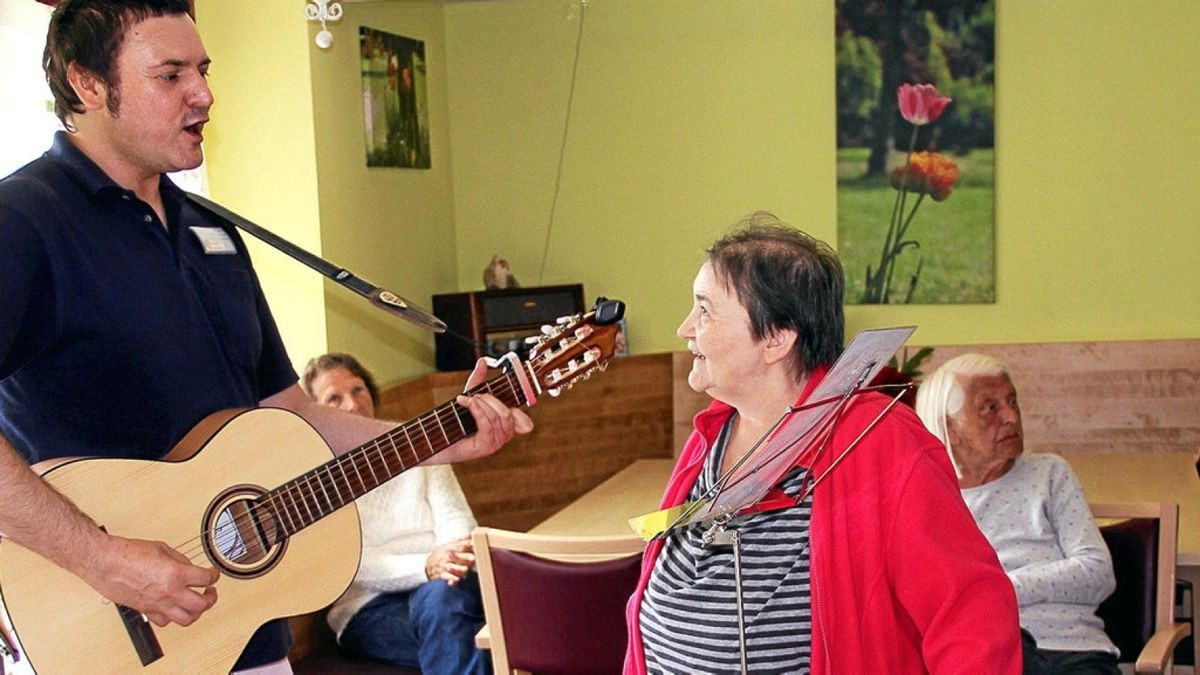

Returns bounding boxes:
[76,534,219,627]
[0,437,221,628]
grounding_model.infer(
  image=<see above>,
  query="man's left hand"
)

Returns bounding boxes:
[441,359,534,463]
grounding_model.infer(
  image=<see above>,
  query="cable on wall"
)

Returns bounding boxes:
[535,0,588,285]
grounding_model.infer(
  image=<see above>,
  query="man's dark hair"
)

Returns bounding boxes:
[301,353,381,408]
[44,0,193,127]
[707,211,845,379]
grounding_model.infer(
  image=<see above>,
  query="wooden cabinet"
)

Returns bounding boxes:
[431,284,585,371]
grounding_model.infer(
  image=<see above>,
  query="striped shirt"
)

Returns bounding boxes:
[640,416,814,674]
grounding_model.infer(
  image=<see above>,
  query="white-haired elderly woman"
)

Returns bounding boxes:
[916,353,1120,675]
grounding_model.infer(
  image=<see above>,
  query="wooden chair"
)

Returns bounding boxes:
[472,527,645,675]
[1092,502,1192,674]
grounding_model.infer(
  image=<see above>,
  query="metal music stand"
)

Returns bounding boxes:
[627,326,918,674]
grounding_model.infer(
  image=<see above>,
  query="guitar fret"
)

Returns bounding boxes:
[297,478,316,526]
[314,472,333,515]
[433,410,451,448]
[400,424,419,467]
[420,415,439,461]
[280,489,301,534]
[327,465,345,507]
[396,425,415,468]
[362,449,379,487]
[353,456,369,494]
[262,496,290,539]
[373,439,392,480]
[381,437,401,476]
[380,440,393,477]
[339,458,357,495]
[451,402,467,436]
[504,374,520,407]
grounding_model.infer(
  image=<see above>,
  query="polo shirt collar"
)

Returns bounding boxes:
[46,130,181,202]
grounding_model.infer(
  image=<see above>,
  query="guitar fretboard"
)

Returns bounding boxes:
[259,369,527,539]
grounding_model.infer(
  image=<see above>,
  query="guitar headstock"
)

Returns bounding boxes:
[527,298,625,397]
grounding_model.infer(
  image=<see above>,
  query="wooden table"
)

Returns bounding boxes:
[530,458,675,536]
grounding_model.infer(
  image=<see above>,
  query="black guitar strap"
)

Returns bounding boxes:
[185,192,446,334]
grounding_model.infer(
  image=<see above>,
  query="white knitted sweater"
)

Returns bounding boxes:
[961,453,1118,655]
[325,464,477,638]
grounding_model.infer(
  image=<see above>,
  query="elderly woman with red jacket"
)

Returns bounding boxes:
[623,213,1021,674]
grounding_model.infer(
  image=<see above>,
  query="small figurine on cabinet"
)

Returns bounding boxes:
[483,255,520,290]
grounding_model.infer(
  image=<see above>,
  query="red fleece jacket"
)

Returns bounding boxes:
[624,371,1021,674]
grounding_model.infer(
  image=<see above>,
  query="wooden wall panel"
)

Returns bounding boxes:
[377,353,675,531]
[670,338,1200,458]
[375,339,1199,531]
[921,339,1200,457]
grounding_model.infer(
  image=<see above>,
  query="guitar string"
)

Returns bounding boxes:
[172,372,528,565]
[175,376,518,563]
[258,341,592,540]
[176,374,520,562]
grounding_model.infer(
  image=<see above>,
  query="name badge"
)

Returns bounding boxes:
[189,226,237,255]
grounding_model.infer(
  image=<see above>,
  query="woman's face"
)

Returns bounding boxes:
[309,367,376,419]
[676,261,764,403]
[948,374,1024,470]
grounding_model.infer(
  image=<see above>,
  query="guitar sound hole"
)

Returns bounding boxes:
[212,506,254,564]
[203,486,286,578]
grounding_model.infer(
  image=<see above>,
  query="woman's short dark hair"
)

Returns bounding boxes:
[707,211,845,379]
[44,0,193,127]
[301,353,381,407]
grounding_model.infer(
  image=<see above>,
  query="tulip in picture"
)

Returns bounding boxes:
[861,83,959,304]
[898,83,952,126]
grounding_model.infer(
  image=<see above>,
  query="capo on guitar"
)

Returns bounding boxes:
[482,352,519,373]
[481,352,540,406]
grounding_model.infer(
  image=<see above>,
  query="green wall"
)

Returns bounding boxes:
[199,0,457,383]
[200,0,1200,384]
[308,2,459,383]
[444,0,1200,355]
[198,0,328,375]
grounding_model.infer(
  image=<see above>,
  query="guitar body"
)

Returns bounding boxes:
[0,408,362,673]
[0,299,626,673]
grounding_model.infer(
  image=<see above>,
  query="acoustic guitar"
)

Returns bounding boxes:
[0,300,624,673]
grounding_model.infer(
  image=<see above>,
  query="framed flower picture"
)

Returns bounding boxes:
[835,0,996,304]
[360,27,430,168]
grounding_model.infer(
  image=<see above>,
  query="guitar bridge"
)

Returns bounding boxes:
[117,603,162,666]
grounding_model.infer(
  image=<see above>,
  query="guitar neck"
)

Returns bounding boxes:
[261,368,528,538]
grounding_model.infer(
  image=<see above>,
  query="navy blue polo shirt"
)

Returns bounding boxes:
[0,132,298,668]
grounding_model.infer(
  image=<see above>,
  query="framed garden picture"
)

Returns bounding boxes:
[836,0,996,304]
[360,27,430,168]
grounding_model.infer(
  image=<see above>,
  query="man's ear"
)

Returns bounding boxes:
[761,327,798,366]
[66,62,108,112]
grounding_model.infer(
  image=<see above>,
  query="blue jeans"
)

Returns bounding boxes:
[339,572,491,675]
